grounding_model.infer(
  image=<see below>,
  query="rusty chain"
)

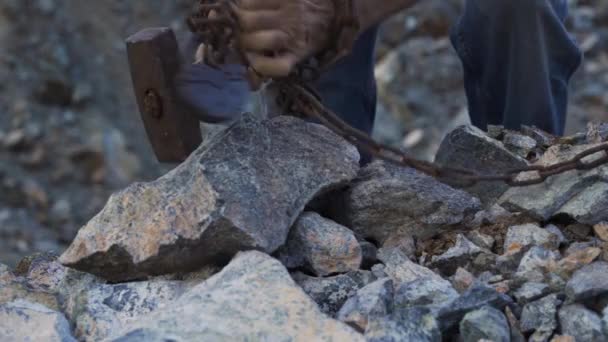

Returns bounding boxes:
[187,0,608,187]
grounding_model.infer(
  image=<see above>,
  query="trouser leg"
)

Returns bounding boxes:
[451,0,582,135]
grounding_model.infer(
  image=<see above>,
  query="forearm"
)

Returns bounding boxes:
[355,0,420,32]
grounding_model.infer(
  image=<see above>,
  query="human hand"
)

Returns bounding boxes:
[232,0,335,79]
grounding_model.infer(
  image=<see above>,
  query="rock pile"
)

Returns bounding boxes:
[2,115,608,341]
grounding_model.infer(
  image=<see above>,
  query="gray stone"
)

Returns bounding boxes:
[521,125,557,147]
[466,230,495,250]
[503,223,560,252]
[503,131,538,158]
[379,233,416,261]
[499,144,608,221]
[0,300,76,342]
[343,160,480,244]
[278,212,362,276]
[60,116,360,282]
[429,234,483,275]
[437,285,513,331]
[378,249,452,289]
[556,182,608,225]
[520,294,561,335]
[451,267,475,293]
[111,251,363,341]
[566,262,608,301]
[545,224,568,246]
[559,304,606,342]
[394,276,459,309]
[435,125,528,204]
[460,306,510,342]
[337,278,394,331]
[513,282,551,305]
[515,247,561,283]
[565,241,599,257]
[292,270,375,317]
[365,307,441,342]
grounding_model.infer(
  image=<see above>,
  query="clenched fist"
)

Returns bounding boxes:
[233,0,335,78]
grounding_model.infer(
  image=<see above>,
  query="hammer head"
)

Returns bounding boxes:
[126,27,202,163]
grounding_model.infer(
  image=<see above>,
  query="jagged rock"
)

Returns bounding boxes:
[513,282,551,305]
[515,247,560,283]
[594,222,608,241]
[380,233,416,261]
[360,241,379,269]
[278,212,362,276]
[292,270,375,317]
[393,276,459,309]
[342,160,480,244]
[378,249,451,288]
[565,262,608,301]
[504,223,560,252]
[429,234,483,275]
[60,116,360,282]
[435,125,528,204]
[520,294,561,336]
[503,131,538,158]
[565,241,599,256]
[371,264,389,279]
[451,267,475,293]
[553,247,601,279]
[564,223,592,240]
[551,335,575,342]
[111,251,363,341]
[460,306,510,342]
[466,230,495,250]
[505,306,527,342]
[437,285,513,331]
[64,279,189,341]
[499,144,608,221]
[365,307,441,342]
[337,278,394,331]
[0,300,76,342]
[556,183,608,225]
[521,125,557,147]
[469,204,512,227]
[559,304,606,342]
[546,224,568,246]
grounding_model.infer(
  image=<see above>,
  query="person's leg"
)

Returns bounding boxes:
[451,0,582,135]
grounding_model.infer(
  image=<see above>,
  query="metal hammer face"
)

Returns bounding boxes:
[126,27,202,163]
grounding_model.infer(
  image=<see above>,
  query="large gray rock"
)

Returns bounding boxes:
[365,307,441,342]
[292,271,375,317]
[504,223,560,252]
[0,300,76,342]
[342,161,480,244]
[60,116,360,282]
[513,282,551,305]
[565,262,608,301]
[559,304,606,342]
[379,249,453,290]
[500,144,608,221]
[278,212,362,276]
[435,125,528,204]
[515,247,561,283]
[394,277,459,309]
[520,294,561,335]
[337,278,394,331]
[111,251,364,341]
[460,306,510,342]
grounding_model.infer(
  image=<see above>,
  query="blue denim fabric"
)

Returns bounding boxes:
[318,0,582,137]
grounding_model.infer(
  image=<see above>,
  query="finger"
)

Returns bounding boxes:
[247,52,299,78]
[240,30,289,52]
[234,8,281,31]
[236,0,281,10]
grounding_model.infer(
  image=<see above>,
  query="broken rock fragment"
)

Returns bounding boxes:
[343,160,480,244]
[60,116,359,282]
[0,300,76,342]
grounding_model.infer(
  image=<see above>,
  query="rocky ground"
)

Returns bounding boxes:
[2,0,608,341]
[1,115,608,341]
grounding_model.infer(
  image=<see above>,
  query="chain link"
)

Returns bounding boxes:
[187,0,608,187]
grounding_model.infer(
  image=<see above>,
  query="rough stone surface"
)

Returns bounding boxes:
[437,285,513,331]
[520,294,561,335]
[435,125,528,204]
[460,306,510,342]
[111,251,364,341]
[594,222,608,242]
[515,247,561,283]
[503,131,538,158]
[365,307,441,342]
[292,270,375,317]
[554,247,601,279]
[429,234,483,275]
[394,276,459,309]
[513,282,551,305]
[559,304,606,342]
[343,160,480,244]
[504,224,560,252]
[566,262,608,301]
[60,116,360,282]
[278,212,362,276]
[500,144,608,221]
[0,300,76,342]
[452,267,475,293]
[556,182,608,225]
[337,278,393,331]
[378,249,452,289]
[466,230,496,250]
